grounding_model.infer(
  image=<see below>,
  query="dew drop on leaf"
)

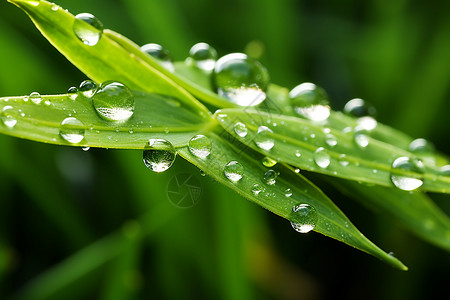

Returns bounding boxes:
[29,92,42,104]
[289,83,330,121]
[234,121,248,137]
[92,81,134,122]
[285,188,293,197]
[314,147,330,168]
[73,13,103,46]
[290,204,318,233]
[263,169,279,185]
[224,161,244,182]
[343,98,376,118]
[262,156,277,167]
[254,126,274,151]
[59,117,85,144]
[440,165,450,176]
[79,80,98,98]
[188,134,212,159]
[251,183,263,195]
[390,157,424,191]
[143,139,176,173]
[188,42,217,72]
[68,86,78,100]
[141,43,175,72]
[354,127,370,148]
[325,133,337,147]
[1,106,17,129]
[213,53,269,106]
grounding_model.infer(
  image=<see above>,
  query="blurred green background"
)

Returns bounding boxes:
[1,0,450,299]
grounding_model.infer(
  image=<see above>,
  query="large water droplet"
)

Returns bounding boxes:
[188,42,217,72]
[408,138,434,154]
[59,117,85,144]
[141,43,175,72]
[234,122,248,137]
[263,169,279,185]
[343,98,376,118]
[262,156,277,167]
[314,147,330,168]
[143,139,176,173]
[254,126,274,150]
[1,106,17,129]
[390,157,424,191]
[290,204,318,233]
[224,161,244,182]
[356,116,377,131]
[92,81,134,122]
[289,83,330,121]
[79,80,98,98]
[213,53,269,106]
[188,134,212,159]
[28,91,42,104]
[73,13,104,46]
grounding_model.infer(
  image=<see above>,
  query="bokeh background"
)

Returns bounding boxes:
[1,0,450,299]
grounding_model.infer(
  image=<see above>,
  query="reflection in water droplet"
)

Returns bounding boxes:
[290,204,318,233]
[254,126,274,150]
[224,161,244,182]
[234,122,248,137]
[141,43,175,72]
[213,53,269,106]
[262,157,277,167]
[390,157,424,191]
[188,42,217,72]
[314,147,330,168]
[289,83,330,121]
[251,183,263,195]
[59,117,85,144]
[1,106,17,129]
[29,92,42,104]
[263,169,279,185]
[357,116,377,131]
[92,81,134,122]
[143,139,176,173]
[188,134,212,159]
[73,13,104,46]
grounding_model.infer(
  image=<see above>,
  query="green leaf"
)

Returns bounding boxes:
[215,109,450,193]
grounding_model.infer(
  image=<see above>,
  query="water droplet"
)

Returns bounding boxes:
[200,169,206,177]
[1,106,17,129]
[68,86,78,100]
[295,150,301,157]
[262,157,277,167]
[254,126,274,150]
[73,13,103,46]
[92,81,134,122]
[141,43,174,72]
[263,169,279,185]
[285,188,293,197]
[390,157,424,191]
[213,53,269,106]
[51,4,59,11]
[356,116,377,131]
[59,117,85,144]
[79,80,98,98]
[29,92,42,104]
[251,183,263,195]
[289,83,330,121]
[325,133,337,147]
[408,138,435,157]
[343,98,376,118]
[224,161,244,182]
[354,127,370,148]
[290,204,318,233]
[234,122,248,137]
[82,146,90,151]
[143,139,176,173]
[440,165,450,176]
[188,42,217,72]
[188,134,212,159]
[314,147,330,168]
[294,168,300,173]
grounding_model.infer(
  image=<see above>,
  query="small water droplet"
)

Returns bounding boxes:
[44,100,51,106]
[294,168,300,173]
[224,161,244,182]
[92,81,134,122]
[73,13,103,46]
[143,139,176,173]
[325,133,337,147]
[263,169,279,185]
[262,156,277,167]
[295,150,301,157]
[82,146,90,151]
[234,122,248,137]
[285,188,293,197]
[354,127,370,148]
[51,3,59,11]
[343,98,376,118]
[79,80,98,98]
[408,138,435,165]
[141,43,175,72]
[290,204,318,233]
[390,157,424,191]
[251,183,263,195]
[29,92,42,104]
[188,134,212,159]
[356,116,377,131]
[59,117,85,144]
[1,106,17,129]
[339,154,349,167]
[213,53,269,106]
[314,147,330,168]
[289,83,330,121]
[254,126,274,150]
[188,42,217,72]
[68,86,78,100]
